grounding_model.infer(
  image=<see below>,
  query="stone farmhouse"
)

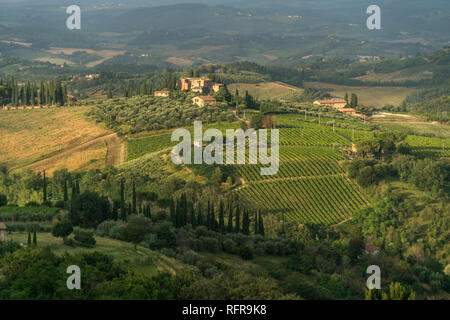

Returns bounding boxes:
[192,96,217,107]
[179,77,224,94]
[313,98,348,109]
[314,98,360,117]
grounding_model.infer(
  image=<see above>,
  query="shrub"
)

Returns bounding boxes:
[52,221,73,241]
[222,238,237,254]
[201,237,219,253]
[239,245,254,260]
[73,229,96,247]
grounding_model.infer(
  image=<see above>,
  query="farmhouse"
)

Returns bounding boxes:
[0,222,7,242]
[192,96,217,107]
[313,99,347,109]
[179,77,223,94]
[154,90,170,97]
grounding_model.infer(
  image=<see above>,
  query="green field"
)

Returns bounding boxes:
[8,232,182,275]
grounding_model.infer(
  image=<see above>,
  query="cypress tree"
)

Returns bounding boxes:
[242,210,250,235]
[254,211,258,235]
[259,211,265,237]
[235,205,240,233]
[27,232,31,246]
[227,202,233,233]
[218,200,225,233]
[210,204,216,231]
[75,181,80,194]
[132,181,137,214]
[175,199,181,228]
[182,194,188,226]
[170,198,176,226]
[42,169,47,204]
[120,179,125,210]
[63,179,68,202]
[196,203,204,227]
[71,182,76,199]
[112,203,118,221]
[206,201,211,230]
[33,231,37,246]
[120,204,127,221]
[190,201,196,228]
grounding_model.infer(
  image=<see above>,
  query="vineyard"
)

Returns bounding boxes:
[279,128,350,146]
[236,175,368,224]
[405,135,450,158]
[127,133,174,161]
[234,146,346,181]
[233,126,370,225]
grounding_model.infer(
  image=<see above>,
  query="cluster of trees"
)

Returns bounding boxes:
[344,92,358,107]
[0,77,68,106]
[91,94,235,134]
[187,61,305,87]
[393,156,449,194]
[355,132,408,158]
[121,73,178,98]
[169,195,265,237]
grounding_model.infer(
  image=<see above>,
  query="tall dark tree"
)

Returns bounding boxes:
[235,205,241,233]
[254,212,258,235]
[33,231,37,246]
[132,181,137,214]
[63,179,68,202]
[42,169,47,204]
[227,202,233,233]
[242,210,250,235]
[120,179,125,213]
[120,204,127,222]
[196,203,204,227]
[218,200,225,233]
[206,201,212,230]
[258,211,265,237]
[71,182,76,199]
[190,201,196,228]
[112,203,118,221]
[170,198,176,226]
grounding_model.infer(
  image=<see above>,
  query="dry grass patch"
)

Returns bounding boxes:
[228,82,303,101]
[0,107,114,174]
[305,82,418,108]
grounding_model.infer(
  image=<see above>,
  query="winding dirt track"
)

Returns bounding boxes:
[28,133,123,173]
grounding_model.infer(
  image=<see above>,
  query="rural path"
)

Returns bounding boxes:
[105,134,123,166]
[28,133,123,172]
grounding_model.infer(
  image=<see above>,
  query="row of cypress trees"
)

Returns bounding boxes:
[0,77,68,106]
[170,195,265,236]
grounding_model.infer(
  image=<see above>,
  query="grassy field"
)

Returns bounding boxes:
[8,232,183,275]
[354,68,434,83]
[0,106,120,175]
[374,119,450,139]
[228,82,303,101]
[305,82,418,108]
